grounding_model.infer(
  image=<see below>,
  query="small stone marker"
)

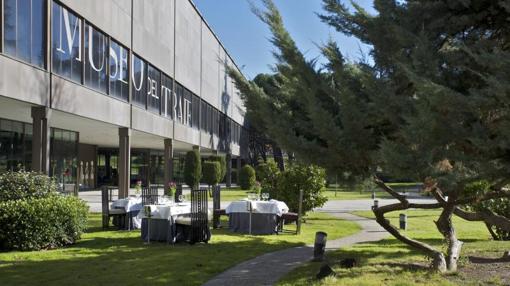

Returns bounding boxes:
[399,213,407,230]
[313,231,328,262]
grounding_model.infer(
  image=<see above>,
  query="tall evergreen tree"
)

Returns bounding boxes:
[229,0,510,272]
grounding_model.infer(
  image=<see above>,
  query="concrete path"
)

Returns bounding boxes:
[202,212,389,286]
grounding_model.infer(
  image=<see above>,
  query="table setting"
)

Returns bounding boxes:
[225,193,289,235]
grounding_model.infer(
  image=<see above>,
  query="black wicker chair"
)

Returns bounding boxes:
[101,186,126,229]
[278,212,299,234]
[175,188,211,244]
[142,185,159,206]
[174,184,183,203]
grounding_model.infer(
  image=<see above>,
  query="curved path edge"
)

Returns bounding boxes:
[202,212,389,286]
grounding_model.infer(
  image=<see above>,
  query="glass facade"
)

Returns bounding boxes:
[109,40,129,101]
[84,22,108,93]
[131,54,146,108]
[0,119,32,172]
[3,0,45,67]
[147,64,161,113]
[50,128,78,188]
[52,2,82,82]
[161,74,173,118]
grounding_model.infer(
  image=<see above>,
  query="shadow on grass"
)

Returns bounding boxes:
[0,233,302,286]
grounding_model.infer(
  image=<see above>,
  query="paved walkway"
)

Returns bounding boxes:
[202,212,389,286]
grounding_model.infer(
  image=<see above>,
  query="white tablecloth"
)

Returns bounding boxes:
[137,203,192,221]
[225,200,289,216]
[110,196,143,212]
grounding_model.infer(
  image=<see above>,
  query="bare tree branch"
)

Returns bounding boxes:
[454,208,510,232]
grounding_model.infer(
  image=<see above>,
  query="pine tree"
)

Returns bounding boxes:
[229,0,510,272]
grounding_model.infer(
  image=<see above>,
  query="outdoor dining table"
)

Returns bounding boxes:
[225,199,289,235]
[110,195,143,230]
[136,202,192,243]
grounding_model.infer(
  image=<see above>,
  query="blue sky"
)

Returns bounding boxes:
[194,0,376,79]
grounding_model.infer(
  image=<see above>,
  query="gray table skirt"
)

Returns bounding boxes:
[140,218,189,243]
[228,213,279,235]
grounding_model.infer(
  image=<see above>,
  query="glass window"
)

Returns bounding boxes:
[200,100,207,131]
[147,64,161,113]
[183,89,192,127]
[4,0,45,67]
[84,23,108,93]
[52,2,82,82]
[192,94,200,129]
[131,55,146,108]
[50,128,78,188]
[161,75,173,119]
[109,40,129,101]
[174,83,183,124]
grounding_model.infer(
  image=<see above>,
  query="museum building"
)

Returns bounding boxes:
[0,0,248,196]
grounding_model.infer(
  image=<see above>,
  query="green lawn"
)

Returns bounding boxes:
[278,210,510,286]
[0,212,360,286]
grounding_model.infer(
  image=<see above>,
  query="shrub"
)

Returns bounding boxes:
[239,165,256,190]
[184,149,202,189]
[466,181,510,240]
[274,164,327,214]
[0,170,57,201]
[0,171,89,251]
[209,155,227,182]
[0,195,89,251]
[203,161,222,187]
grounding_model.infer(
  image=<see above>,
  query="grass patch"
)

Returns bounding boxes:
[0,212,360,286]
[278,210,510,286]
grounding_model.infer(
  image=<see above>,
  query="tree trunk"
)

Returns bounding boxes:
[273,145,285,172]
[435,203,463,272]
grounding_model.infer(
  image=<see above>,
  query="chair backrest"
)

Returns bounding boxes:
[142,186,158,206]
[174,184,183,203]
[190,188,209,243]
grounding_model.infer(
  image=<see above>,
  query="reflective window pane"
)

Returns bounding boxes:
[131,55,146,108]
[147,64,161,113]
[161,75,173,119]
[52,2,82,82]
[3,0,45,67]
[174,83,183,124]
[109,40,129,101]
[84,23,108,93]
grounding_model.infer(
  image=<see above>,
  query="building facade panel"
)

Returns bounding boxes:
[174,0,201,96]
[201,22,220,110]
[0,55,49,106]
[132,0,174,75]
[131,106,173,139]
[51,75,131,127]
[59,0,132,48]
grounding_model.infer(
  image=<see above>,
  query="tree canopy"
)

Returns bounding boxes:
[229,0,510,272]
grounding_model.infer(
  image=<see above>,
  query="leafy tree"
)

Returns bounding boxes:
[184,150,201,190]
[203,161,222,188]
[239,165,256,190]
[255,160,280,195]
[229,0,510,272]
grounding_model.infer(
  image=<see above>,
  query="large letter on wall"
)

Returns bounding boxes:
[57,7,82,61]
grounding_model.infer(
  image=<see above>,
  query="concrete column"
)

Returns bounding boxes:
[118,128,131,199]
[193,145,200,152]
[226,153,232,187]
[31,107,51,174]
[164,139,174,195]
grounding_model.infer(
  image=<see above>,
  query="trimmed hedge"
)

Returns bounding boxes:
[209,155,227,182]
[0,195,89,251]
[239,165,256,190]
[184,149,202,189]
[203,161,222,186]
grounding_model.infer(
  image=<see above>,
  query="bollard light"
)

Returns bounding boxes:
[371,191,376,200]
[399,213,407,230]
[373,199,379,208]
